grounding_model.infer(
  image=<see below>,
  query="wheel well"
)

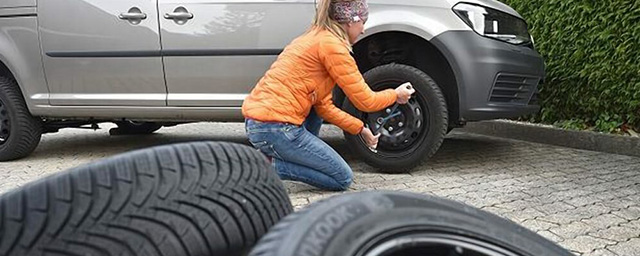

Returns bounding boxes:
[350,31,461,127]
[0,61,15,80]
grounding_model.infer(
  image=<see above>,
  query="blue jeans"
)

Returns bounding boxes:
[245,110,353,191]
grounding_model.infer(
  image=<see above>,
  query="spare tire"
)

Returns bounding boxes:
[249,191,573,256]
[342,64,448,173]
[0,141,293,256]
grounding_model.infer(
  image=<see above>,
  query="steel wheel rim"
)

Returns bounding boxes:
[0,98,10,145]
[360,80,429,157]
[361,232,520,256]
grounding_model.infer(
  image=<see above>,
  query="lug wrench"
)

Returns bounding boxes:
[367,83,413,153]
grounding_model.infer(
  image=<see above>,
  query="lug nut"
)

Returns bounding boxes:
[386,108,391,114]
[398,122,404,127]
[389,127,394,132]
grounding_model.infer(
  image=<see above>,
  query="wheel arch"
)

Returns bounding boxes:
[335,30,462,127]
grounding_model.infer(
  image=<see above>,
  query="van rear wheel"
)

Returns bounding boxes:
[0,76,42,161]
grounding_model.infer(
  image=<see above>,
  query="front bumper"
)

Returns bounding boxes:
[430,31,545,121]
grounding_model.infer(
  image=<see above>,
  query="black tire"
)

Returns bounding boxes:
[0,76,42,161]
[111,121,162,135]
[0,141,293,256]
[249,191,573,256]
[342,64,448,172]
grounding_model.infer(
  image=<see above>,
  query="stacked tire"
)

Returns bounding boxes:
[0,142,292,256]
[249,191,574,256]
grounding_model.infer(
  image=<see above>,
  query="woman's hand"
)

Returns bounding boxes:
[395,82,416,104]
[360,126,380,149]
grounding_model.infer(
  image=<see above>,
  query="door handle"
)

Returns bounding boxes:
[119,13,147,20]
[164,12,193,20]
[119,7,147,25]
[164,7,193,24]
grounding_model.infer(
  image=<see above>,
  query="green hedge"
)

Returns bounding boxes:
[499,0,640,133]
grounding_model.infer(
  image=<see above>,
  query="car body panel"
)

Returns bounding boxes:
[0,7,49,110]
[362,2,470,42]
[159,0,315,107]
[0,0,36,8]
[38,0,167,106]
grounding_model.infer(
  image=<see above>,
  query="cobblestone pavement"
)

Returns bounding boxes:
[1,122,639,255]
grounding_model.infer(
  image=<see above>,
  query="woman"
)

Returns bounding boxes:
[242,0,415,191]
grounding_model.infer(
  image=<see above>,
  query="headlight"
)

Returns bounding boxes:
[453,3,531,45]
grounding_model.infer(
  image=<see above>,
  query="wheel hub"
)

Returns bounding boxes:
[0,98,9,145]
[366,97,426,151]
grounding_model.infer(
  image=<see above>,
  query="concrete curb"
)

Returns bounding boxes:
[458,120,640,157]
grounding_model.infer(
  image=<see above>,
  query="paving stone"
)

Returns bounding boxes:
[565,196,603,207]
[559,236,617,254]
[501,207,546,222]
[290,197,309,208]
[583,248,620,256]
[601,199,637,210]
[606,238,640,256]
[551,220,602,239]
[611,206,640,221]
[431,188,466,197]
[374,183,409,190]
[620,219,640,230]
[381,174,413,181]
[520,219,559,232]
[353,174,385,183]
[582,214,628,231]
[403,179,438,188]
[495,199,536,211]
[536,230,565,244]
[535,201,577,215]
[589,225,640,242]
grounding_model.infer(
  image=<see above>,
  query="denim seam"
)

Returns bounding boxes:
[268,144,284,159]
[247,128,285,133]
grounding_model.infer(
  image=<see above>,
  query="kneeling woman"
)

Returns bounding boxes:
[242,0,414,191]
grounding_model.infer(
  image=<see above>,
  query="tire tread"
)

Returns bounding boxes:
[0,76,42,161]
[0,142,292,256]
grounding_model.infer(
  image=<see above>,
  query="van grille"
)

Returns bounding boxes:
[489,73,540,105]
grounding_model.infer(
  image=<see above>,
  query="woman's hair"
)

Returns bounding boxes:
[311,0,349,43]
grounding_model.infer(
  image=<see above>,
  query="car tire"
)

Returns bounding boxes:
[249,191,573,256]
[111,121,162,135]
[0,76,42,161]
[342,64,448,172]
[0,141,293,256]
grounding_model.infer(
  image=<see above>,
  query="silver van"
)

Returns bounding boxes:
[0,0,543,171]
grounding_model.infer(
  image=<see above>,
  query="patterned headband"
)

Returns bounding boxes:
[329,0,369,23]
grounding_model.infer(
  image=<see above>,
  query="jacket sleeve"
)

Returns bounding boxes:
[318,38,397,112]
[314,93,364,135]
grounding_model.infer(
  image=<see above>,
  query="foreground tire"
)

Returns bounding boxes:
[249,191,573,256]
[0,141,293,256]
[0,76,42,161]
[343,64,448,172]
[111,121,162,135]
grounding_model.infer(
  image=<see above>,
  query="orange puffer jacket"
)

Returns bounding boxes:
[242,28,397,135]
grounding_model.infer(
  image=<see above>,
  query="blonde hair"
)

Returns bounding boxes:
[310,0,350,45]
